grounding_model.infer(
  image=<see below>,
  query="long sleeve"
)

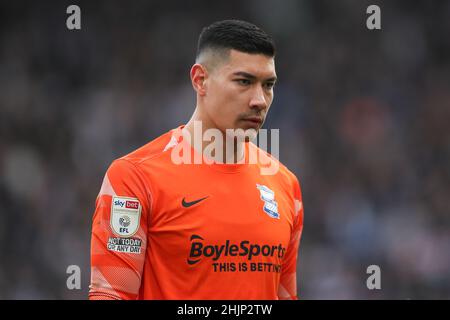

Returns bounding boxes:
[278,177,304,300]
[89,159,152,300]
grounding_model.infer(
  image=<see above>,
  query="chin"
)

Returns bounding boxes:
[238,127,259,142]
[223,125,258,142]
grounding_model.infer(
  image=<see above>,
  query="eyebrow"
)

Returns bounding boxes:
[232,71,277,82]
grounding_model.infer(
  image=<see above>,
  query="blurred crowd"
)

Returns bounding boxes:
[0,0,449,299]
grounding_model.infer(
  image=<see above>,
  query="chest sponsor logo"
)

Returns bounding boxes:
[110,196,141,237]
[256,184,279,219]
[187,234,286,273]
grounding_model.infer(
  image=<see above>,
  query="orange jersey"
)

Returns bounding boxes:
[89,125,304,300]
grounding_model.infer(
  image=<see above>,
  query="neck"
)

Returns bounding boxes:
[183,109,245,164]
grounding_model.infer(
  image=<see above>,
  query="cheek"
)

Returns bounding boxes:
[265,91,274,106]
[212,85,240,112]
[208,80,232,102]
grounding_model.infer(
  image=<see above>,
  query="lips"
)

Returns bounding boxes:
[242,116,263,124]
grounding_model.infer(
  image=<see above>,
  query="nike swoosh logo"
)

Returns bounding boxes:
[182,196,209,208]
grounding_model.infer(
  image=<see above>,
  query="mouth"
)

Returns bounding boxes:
[242,116,263,126]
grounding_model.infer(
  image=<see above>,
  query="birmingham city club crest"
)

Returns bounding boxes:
[256,184,279,219]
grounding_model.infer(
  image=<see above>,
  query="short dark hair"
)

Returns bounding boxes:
[196,20,276,59]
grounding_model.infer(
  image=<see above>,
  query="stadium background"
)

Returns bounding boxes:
[0,0,449,299]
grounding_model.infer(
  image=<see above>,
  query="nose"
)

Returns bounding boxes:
[249,85,267,112]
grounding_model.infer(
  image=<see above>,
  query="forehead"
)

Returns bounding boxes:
[220,49,276,78]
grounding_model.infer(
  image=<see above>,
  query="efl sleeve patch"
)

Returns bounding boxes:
[110,196,142,238]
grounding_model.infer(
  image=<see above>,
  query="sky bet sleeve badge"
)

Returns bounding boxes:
[110,196,142,237]
[256,184,279,219]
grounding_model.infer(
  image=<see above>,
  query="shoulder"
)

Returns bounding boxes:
[117,127,179,166]
[103,126,180,193]
[101,127,182,210]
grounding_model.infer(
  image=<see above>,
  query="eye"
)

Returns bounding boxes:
[264,82,275,90]
[235,79,251,86]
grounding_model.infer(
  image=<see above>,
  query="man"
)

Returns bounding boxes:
[89,19,304,300]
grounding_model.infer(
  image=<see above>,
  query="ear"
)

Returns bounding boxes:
[190,63,208,96]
